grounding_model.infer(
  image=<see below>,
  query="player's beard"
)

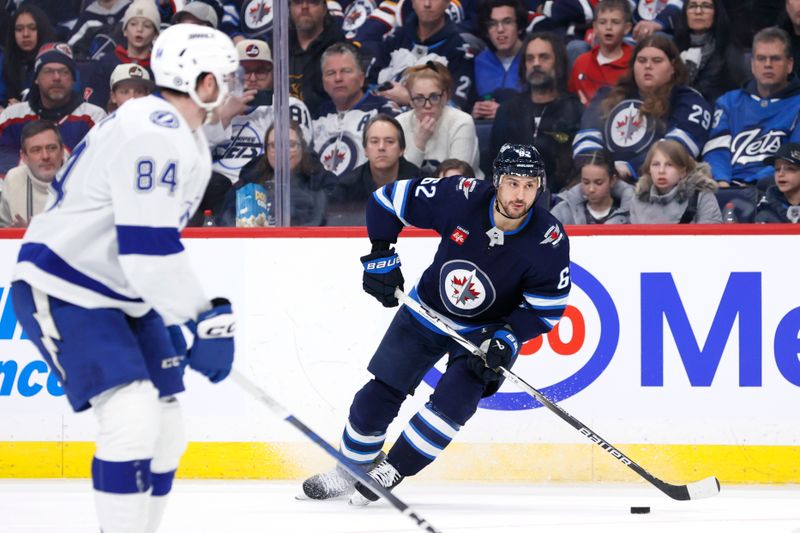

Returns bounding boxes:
[495,195,534,220]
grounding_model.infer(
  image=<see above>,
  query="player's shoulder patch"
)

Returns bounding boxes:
[455,175,479,199]
[539,223,565,247]
[150,110,180,129]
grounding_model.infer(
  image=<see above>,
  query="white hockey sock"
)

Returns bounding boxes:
[145,397,186,532]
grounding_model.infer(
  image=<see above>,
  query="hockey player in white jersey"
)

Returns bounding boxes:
[11,24,239,533]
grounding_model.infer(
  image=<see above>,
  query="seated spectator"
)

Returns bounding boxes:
[492,33,583,192]
[218,121,335,226]
[328,113,420,224]
[171,2,219,28]
[435,158,476,178]
[630,139,722,224]
[472,0,526,120]
[396,62,483,177]
[313,43,397,177]
[0,120,65,227]
[0,43,106,175]
[366,0,477,111]
[67,0,131,60]
[106,63,152,112]
[527,0,596,40]
[703,27,800,189]
[631,0,684,40]
[0,5,57,106]
[573,34,711,182]
[568,0,633,105]
[756,141,800,223]
[350,0,477,43]
[673,0,748,105]
[551,149,633,224]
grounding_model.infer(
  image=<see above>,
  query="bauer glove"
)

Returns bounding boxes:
[467,328,519,384]
[360,247,404,307]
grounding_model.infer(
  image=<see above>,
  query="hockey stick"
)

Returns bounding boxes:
[229,370,442,533]
[395,289,721,502]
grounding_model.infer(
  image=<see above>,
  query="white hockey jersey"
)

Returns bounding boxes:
[13,94,212,326]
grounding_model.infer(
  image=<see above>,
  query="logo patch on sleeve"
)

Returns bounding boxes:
[540,225,564,246]
[450,226,470,245]
[150,111,179,129]
[456,177,477,199]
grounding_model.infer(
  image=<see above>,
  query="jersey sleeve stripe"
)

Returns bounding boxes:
[17,243,144,303]
[391,179,412,226]
[373,186,395,214]
[116,226,184,256]
[524,292,570,308]
[665,127,700,157]
[702,135,731,155]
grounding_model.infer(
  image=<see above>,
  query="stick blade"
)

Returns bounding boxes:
[686,476,721,500]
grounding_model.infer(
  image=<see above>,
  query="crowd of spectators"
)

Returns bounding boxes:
[0,0,798,228]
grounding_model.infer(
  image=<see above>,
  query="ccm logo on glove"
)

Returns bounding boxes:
[197,314,236,338]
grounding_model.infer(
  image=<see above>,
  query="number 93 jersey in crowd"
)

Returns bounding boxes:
[13,94,213,326]
[367,175,571,343]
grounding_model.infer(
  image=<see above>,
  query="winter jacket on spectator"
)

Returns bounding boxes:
[551,178,633,224]
[527,0,598,38]
[350,0,477,44]
[474,48,523,103]
[0,49,36,106]
[67,0,130,60]
[755,185,800,223]
[629,162,722,223]
[568,43,633,104]
[289,17,346,118]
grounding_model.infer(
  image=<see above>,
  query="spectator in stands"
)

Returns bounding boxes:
[219,121,335,226]
[673,0,748,105]
[313,43,397,177]
[171,1,219,28]
[471,0,526,120]
[631,0,683,40]
[573,35,711,182]
[780,0,800,79]
[367,0,477,112]
[526,0,596,41]
[435,158,476,178]
[0,43,106,175]
[289,0,346,118]
[703,27,800,189]
[551,149,633,224]
[492,33,582,192]
[755,140,800,223]
[106,63,152,112]
[68,0,131,60]
[328,113,420,224]
[0,120,64,227]
[350,0,478,44]
[396,62,483,177]
[568,0,633,105]
[0,5,57,106]
[630,139,721,223]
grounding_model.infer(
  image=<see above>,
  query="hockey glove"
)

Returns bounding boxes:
[360,248,404,307]
[467,328,519,383]
[187,298,236,383]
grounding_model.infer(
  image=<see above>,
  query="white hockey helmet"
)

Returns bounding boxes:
[151,24,239,113]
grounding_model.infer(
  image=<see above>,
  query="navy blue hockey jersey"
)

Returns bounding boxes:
[367,175,571,343]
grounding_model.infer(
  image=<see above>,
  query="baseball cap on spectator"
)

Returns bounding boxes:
[172,2,219,28]
[766,143,800,166]
[236,39,272,64]
[34,42,77,80]
[110,63,153,89]
[123,0,161,32]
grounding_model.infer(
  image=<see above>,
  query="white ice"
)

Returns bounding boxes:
[1,480,798,533]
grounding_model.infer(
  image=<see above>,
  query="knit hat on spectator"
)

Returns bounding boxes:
[766,143,800,166]
[123,0,161,32]
[34,43,77,80]
[236,39,272,63]
[110,63,153,89]
[172,1,219,28]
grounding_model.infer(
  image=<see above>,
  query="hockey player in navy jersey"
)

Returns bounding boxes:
[11,24,239,533]
[301,143,571,503]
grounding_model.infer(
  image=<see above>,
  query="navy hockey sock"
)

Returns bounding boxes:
[388,402,461,476]
[343,379,405,464]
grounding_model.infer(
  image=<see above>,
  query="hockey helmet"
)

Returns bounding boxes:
[492,143,546,191]
[151,24,240,114]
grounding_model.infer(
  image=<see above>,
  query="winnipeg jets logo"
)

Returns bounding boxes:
[449,269,483,310]
[457,177,477,199]
[730,128,786,166]
[439,260,496,316]
[606,100,653,154]
[242,0,273,34]
[319,135,358,175]
[540,225,564,246]
[342,0,375,35]
[637,0,667,20]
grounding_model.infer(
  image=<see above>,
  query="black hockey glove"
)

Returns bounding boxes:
[467,328,519,384]
[360,247,404,307]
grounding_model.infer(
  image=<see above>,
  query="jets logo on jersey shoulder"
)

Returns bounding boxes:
[438,260,496,317]
[540,225,564,247]
[343,0,375,37]
[605,100,653,153]
[242,0,273,36]
[456,177,477,199]
[637,0,668,20]
[318,134,359,176]
[150,111,179,129]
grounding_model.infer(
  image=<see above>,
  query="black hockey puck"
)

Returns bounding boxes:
[630,506,650,514]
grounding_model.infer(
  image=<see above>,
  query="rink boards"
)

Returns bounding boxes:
[0,226,799,483]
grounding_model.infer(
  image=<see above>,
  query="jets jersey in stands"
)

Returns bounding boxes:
[312,93,397,176]
[13,94,212,326]
[573,85,710,179]
[349,0,476,43]
[702,78,800,184]
[367,175,571,343]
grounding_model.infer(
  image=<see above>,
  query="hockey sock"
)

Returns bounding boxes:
[342,379,405,465]
[92,458,152,533]
[388,402,461,476]
[144,471,176,533]
[145,397,186,533]
[340,419,387,465]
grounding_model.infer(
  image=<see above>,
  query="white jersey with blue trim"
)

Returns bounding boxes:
[13,94,212,326]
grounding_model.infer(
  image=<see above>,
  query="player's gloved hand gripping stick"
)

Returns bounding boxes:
[361,243,404,307]
[169,298,236,383]
[395,288,721,502]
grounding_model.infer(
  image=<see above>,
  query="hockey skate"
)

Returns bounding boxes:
[299,451,386,500]
[349,458,404,506]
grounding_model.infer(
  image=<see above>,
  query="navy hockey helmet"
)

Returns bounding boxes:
[492,143,546,190]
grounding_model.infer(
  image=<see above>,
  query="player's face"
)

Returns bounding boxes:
[486,6,519,54]
[752,40,793,92]
[322,53,365,109]
[36,63,74,105]
[774,159,800,200]
[365,120,403,171]
[124,17,157,50]
[14,12,37,53]
[593,8,630,49]
[648,149,684,194]
[21,129,63,182]
[111,80,150,108]
[412,0,449,25]
[496,175,540,218]
[524,38,556,89]
[580,164,614,208]
[242,60,273,91]
[409,77,446,122]
[686,1,714,32]
[266,128,303,171]
[633,47,675,93]
[290,0,327,33]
